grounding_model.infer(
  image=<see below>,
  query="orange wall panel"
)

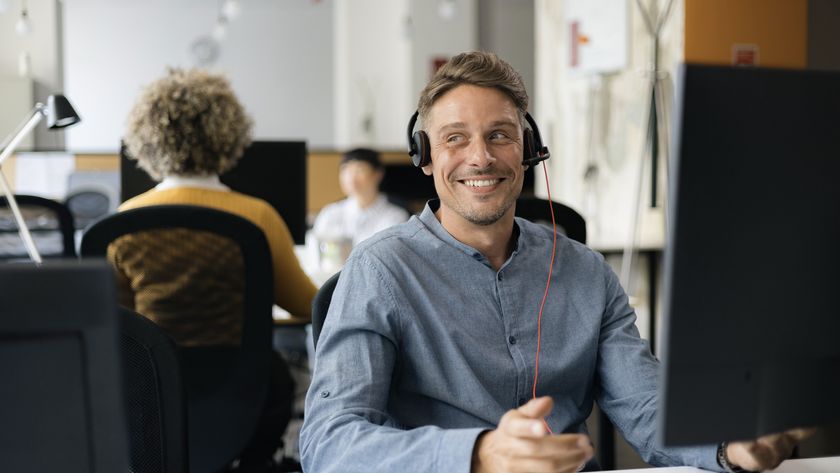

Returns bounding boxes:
[74,154,119,171]
[307,152,344,215]
[685,0,807,68]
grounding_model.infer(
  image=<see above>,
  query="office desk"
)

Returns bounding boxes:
[602,456,840,472]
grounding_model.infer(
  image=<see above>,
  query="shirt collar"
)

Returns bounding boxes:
[418,199,522,264]
[156,174,230,191]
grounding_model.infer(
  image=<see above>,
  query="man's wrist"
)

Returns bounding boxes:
[471,430,492,473]
[717,442,756,473]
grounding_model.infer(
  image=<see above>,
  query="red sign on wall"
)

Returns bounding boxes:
[732,44,760,66]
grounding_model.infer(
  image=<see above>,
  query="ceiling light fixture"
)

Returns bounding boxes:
[221,0,241,20]
[437,0,456,21]
[15,0,31,35]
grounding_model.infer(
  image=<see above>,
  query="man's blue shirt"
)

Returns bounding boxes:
[301,200,718,472]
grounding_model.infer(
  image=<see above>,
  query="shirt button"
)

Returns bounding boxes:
[320,390,330,398]
[508,336,517,345]
[498,274,503,281]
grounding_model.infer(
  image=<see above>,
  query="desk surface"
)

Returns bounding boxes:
[603,456,840,472]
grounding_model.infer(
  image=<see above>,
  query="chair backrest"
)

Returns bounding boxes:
[65,170,119,230]
[311,270,341,353]
[80,204,274,473]
[0,194,76,260]
[0,261,128,473]
[121,307,188,473]
[514,196,587,245]
[65,187,114,230]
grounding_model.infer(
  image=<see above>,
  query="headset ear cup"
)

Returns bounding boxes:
[523,129,536,164]
[412,131,431,167]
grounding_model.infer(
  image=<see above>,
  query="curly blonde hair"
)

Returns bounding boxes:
[124,68,253,181]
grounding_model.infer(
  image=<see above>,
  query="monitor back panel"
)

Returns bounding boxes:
[121,140,308,244]
[660,64,840,446]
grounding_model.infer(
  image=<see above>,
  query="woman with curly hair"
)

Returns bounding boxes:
[116,68,316,471]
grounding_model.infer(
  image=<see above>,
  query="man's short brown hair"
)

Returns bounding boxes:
[417,51,529,127]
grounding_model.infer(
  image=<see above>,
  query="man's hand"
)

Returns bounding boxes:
[725,428,815,471]
[472,396,594,473]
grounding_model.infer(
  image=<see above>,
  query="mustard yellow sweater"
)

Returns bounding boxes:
[119,187,317,322]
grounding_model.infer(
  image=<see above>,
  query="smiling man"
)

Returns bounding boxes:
[300,51,807,473]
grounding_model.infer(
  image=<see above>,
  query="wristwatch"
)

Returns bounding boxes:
[717,442,756,473]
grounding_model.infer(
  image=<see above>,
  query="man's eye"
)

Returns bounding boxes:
[446,134,465,143]
[489,131,511,141]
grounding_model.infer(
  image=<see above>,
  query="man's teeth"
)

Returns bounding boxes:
[463,179,499,187]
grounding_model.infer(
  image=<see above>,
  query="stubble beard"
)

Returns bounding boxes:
[443,186,520,226]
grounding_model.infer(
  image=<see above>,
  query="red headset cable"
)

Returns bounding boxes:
[532,160,557,434]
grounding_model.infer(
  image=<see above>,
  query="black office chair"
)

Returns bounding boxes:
[0,194,76,260]
[121,307,188,473]
[0,261,129,473]
[310,271,341,353]
[81,205,276,473]
[515,196,587,245]
[65,187,114,230]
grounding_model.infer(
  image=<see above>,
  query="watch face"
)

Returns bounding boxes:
[190,35,220,66]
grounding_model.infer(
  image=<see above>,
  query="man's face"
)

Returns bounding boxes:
[339,160,382,199]
[422,84,525,227]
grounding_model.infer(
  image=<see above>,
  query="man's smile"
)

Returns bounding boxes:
[461,178,502,188]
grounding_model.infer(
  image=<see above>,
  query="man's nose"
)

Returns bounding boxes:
[465,139,495,167]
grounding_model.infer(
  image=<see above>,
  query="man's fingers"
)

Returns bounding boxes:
[504,417,549,438]
[504,451,591,473]
[744,444,780,471]
[730,428,809,472]
[500,397,554,438]
[517,396,554,419]
[786,427,816,442]
[507,434,593,459]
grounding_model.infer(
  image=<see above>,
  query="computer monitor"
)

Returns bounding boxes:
[660,64,840,447]
[121,140,308,245]
[0,260,128,472]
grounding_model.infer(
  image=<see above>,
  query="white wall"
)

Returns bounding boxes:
[409,0,477,106]
[478,0,535,113]
[62,0,333,152]
[333,0,412,149]
[4,0,533,154]
[0,0,64,149]
[535,0,684,249]
[333,0,478,150]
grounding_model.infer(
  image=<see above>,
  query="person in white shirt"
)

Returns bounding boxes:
[313,148,409,247]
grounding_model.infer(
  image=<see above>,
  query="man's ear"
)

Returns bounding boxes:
[421,162,433,176]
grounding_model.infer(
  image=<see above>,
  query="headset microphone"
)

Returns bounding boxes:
[521,151,550,167]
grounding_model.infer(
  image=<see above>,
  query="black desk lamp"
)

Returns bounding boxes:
[0,94,81,264]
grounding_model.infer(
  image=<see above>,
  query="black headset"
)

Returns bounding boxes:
[406,110,550,168]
